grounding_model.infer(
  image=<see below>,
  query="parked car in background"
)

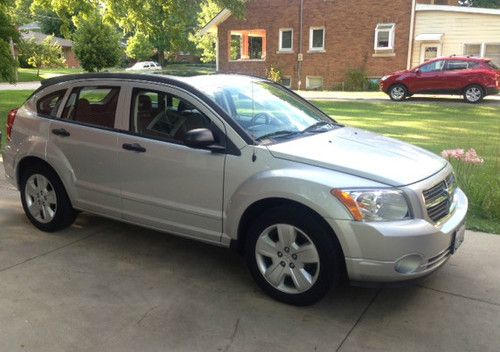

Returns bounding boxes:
[125,61,162,71]
[380,56,500,103]
[2,73,468,305]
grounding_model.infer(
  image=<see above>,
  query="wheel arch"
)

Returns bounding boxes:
[16,156,73,204]
[233,197,346,261]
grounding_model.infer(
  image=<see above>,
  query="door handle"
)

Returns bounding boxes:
[52,128,70,137]
[122,143,146,153]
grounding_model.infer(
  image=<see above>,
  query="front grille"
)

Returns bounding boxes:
[423,173,456,223]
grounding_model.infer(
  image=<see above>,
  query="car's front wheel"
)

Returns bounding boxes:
[389,84,408,101]
[20,163,77,232]
[245,206,344,306]
[463,85,484,104]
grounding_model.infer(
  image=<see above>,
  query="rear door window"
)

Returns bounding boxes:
[61,86,120,129]
[37,90,66,116]
[445,61,469,71]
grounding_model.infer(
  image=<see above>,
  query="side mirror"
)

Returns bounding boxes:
[414,68,421,74]
[184,128,225,153]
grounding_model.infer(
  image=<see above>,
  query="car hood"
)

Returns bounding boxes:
[266,127,447,186]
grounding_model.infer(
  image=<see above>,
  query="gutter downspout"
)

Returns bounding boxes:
[407,0,416,69]
[297,0,304,90]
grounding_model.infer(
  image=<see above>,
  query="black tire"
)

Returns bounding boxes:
[245,206,344,306]
[463,85,484,104]
[20,162,77,232]
[388,84,408,101]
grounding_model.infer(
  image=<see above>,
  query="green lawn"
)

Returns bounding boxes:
[1,90,498,233]
[315,101,500,234]
[0,64,215,83]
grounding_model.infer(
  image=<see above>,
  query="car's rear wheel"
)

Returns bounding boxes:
[389,84,408,101]
[245,206,344,306]
[20,163,76,232]
[463,85,484,104]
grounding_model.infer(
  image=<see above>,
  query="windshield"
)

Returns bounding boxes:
[195,78,339,142]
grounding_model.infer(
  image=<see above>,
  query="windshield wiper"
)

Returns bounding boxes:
[300,121,337,134]
[256,130,300,141]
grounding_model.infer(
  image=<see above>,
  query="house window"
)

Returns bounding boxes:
[281,76,292,88]
[249,36,263,60]
[279,29,293,52]
[463,44,481,57]
[485,44,500,66]
[229,30,266,61]
[306,76,324,90]
[374,23,395,51]
[309,27,325,51]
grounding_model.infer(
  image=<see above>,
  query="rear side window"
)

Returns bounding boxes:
[61,86,120,129]
[37,90,66,116]
[488,61,499,70]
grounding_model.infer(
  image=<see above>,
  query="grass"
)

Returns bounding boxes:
[1,64,216,83]
[0,68,85,83]
[0,90,33,147]
[1,90,498,232]
[315,101,500,234]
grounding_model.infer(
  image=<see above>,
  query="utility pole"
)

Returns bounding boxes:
[9,37,18,82]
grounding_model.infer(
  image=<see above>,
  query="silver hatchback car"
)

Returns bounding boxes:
[2,73,468,305]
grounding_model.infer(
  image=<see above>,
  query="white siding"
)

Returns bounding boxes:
[412,11,500,67]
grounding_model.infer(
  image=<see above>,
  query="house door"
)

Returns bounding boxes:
[420,44,440,63]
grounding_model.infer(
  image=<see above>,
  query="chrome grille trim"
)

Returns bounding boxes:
[423,173,456,223]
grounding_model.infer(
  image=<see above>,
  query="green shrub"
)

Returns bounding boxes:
[266,64,282,83]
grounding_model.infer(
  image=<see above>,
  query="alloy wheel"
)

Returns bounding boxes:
[390,86,406,100]
[255,224,320,294]
[24,174,57,223]
[465,87,482,103]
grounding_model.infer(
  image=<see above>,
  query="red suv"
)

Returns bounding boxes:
[380,57,500,103]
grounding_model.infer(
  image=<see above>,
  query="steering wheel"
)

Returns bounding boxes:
[251,112,274,126]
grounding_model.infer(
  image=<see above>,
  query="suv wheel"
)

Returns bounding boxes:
[389,84,408,101]
[245,207,344,306]
[464,85,484,104]
[20,163,76,232]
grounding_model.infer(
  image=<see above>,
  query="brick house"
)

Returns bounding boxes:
[201,0,459,90]
[17,31,81,68]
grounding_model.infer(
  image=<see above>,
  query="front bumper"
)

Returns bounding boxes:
[327,187,468,282]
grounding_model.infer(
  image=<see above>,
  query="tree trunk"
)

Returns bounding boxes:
[157,50,165,66]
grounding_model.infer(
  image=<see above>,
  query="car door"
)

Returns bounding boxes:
[411,59,447,93]
[117,83,227,244]
[46,83,125,219]
[442,60,477,93]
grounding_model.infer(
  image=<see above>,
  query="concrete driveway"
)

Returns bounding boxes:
[1,164,499,352]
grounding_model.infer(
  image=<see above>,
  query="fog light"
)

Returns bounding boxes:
[395,254,423,274]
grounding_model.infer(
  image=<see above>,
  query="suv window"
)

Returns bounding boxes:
[37,90,66,116]
[488,61,499,70]
[61,86,120,128]
[419,60,445,73]
[446,61,469,71]
[130,88,210,144]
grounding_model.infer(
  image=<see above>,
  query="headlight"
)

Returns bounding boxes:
[380,75,390,81]
[331,189,411,222]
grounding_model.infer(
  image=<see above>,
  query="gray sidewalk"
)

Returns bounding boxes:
[1,163,499,351]
[0,81,41,91]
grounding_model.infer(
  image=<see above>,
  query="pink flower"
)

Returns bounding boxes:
[441,148,484,165]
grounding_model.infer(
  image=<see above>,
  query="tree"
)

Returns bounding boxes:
[104,0,246,66]
[0,0,19,83]
[459,0,500,7]
[125,32,154,61]
[189,0,222,63]
[73,12,122,72]
[18,36,66,77]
